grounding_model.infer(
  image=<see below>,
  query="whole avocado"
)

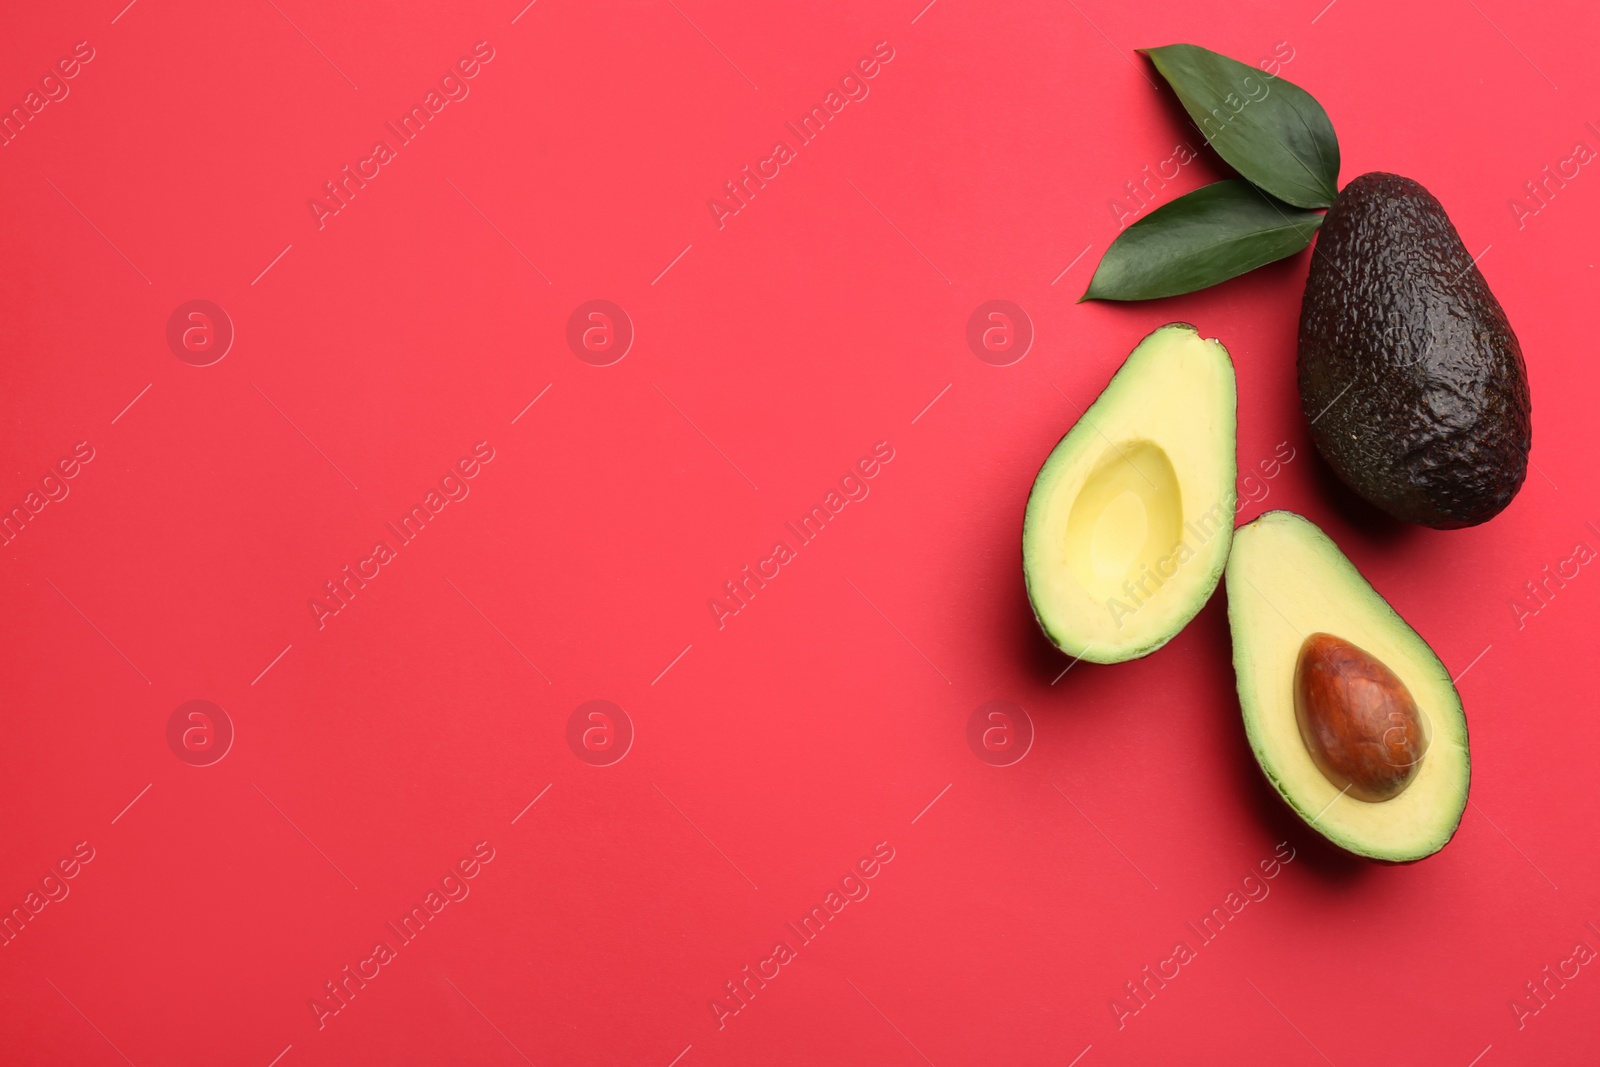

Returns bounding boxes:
[1298,172,1532,528]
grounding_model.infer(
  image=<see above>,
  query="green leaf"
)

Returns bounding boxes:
[1081,180,1323,302]
[1143,43,1339,209]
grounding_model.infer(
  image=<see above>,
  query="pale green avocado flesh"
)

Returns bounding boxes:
[1226,511,1470,861]
[1023,323,1237,664]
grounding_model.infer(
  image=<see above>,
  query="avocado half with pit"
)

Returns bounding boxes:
[1226,510,1469,861]
[1023,322,1236,663]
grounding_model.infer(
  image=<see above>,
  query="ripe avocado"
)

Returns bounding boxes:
[1298,172,1532,528]
[1023,323,1236,663]
[1226,511,1469,861]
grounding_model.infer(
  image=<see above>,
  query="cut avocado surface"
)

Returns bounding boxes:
[1023,322,1237,664]
[1227,511,1469,861]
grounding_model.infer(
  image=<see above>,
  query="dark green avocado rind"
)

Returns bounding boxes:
[1297,172,1532,528]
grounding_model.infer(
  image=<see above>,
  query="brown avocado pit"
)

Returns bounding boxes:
[1293,632,1428,802]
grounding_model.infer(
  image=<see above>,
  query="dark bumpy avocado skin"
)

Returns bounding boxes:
[1298,172,1532,528]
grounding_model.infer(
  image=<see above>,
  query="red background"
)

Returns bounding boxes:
[1,0,1596,1063]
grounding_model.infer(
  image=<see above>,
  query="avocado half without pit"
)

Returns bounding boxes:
[1023,323,1237,664]
[1227,511,1469,861]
